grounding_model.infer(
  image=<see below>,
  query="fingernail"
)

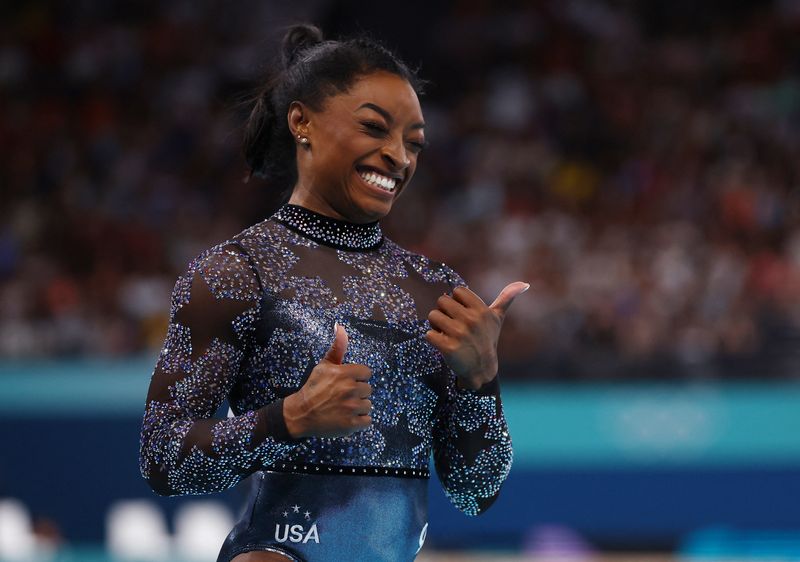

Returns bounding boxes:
[334,321,339,336]
[522,283,531,292]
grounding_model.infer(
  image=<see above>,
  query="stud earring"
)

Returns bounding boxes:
[297,134,309,145]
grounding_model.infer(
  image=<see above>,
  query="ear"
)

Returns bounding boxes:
[287,101,310,140]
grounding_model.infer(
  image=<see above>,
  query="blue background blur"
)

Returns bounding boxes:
[2,359,800,554]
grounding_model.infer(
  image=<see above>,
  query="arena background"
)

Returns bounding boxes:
[1,0,800,560]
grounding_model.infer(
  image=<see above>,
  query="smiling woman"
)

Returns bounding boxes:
[286,70,425,222]
[138,23,527,562]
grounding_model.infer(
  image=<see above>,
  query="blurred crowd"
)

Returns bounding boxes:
[2,0,799,378]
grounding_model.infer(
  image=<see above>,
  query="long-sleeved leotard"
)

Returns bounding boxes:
[139,204,513,561]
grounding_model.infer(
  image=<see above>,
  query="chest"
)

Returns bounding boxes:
[240,294,445,411]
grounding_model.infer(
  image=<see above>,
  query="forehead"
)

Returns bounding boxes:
[324,71,423,122]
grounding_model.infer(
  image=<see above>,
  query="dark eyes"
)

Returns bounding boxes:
[360,121,426,153]
[362,121,388,134]
[407,140,427,153]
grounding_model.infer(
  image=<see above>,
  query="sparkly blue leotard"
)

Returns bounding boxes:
[139,204,513,561]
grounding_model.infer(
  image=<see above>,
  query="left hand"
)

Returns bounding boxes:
[425,282,529,390]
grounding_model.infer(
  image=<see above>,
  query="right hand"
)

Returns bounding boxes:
[283,323,373,439]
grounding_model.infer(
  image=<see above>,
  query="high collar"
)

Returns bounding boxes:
[271,204,384,251]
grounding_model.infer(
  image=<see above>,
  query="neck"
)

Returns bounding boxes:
[288,188,347,221]
[288,185,379,224]
[272,202,384,252]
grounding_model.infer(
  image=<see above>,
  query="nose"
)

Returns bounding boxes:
[381,138,410,172]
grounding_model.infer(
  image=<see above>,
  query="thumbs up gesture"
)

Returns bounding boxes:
[425,282,529,390]
[283,323,373,438]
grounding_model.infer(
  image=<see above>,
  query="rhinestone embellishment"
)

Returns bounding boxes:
[272,204,383,251]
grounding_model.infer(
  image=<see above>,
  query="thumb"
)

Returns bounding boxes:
[323,322,349,364]
[489,282,530,316]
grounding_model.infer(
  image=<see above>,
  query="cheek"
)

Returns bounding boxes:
[316,131,358,173]
[406,158,420,179]
[323,131,350,158]
[327,125,350,144]
[330,132,374,164]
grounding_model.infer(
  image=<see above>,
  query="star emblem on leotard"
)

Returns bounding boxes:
[283,242,362,304]
[378,411,425,464]
[279,505,314,522]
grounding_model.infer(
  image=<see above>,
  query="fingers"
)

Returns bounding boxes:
[303,324,376,437]
[323,322,349,364]
[488,282,530,315]
[354,398,372,416]
[434,293,466,320]
[351,414,372,430]
[347,364,372,382]
[428,308,461,337]
[354,381,372,399]
[451,286,487,308]
[425,328,455,352]
[320,323,370,379]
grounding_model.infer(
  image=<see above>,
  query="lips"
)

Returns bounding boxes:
[356,166,401,194]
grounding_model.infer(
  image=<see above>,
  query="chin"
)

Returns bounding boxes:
[345,189,397,223]
[354,198,394,222]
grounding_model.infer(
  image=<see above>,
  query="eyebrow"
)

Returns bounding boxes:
[356,102,425,130]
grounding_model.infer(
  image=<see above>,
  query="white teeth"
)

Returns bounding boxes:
[359,170,397,192]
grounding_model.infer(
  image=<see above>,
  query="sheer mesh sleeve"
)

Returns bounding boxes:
[139,244,296,496]
[431,266,513,516]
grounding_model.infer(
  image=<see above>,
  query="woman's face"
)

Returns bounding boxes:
[289,71,426,223]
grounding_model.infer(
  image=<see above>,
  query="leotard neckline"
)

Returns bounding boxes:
[272,204,384,252]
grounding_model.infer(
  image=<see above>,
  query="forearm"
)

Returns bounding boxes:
[140,401,298,496]
[434,376,513,515]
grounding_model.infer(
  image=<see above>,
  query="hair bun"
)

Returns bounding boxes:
[281,24,324,68]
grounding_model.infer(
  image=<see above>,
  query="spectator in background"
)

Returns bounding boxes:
[2,0,799,379]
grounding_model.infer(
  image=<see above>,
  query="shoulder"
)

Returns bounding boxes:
[382,237,467,290]
[187,215,289,279]
[165,240,262,342]
[177,237,262,305]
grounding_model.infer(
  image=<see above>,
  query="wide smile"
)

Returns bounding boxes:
[355,166,401,198]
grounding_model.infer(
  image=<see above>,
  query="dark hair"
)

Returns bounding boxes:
[243,24,424,195]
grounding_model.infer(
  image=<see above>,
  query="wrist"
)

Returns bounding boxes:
[456,377,482,391]
[457,364,498,391]
[283,392,307,439]
[456,371,499,394]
